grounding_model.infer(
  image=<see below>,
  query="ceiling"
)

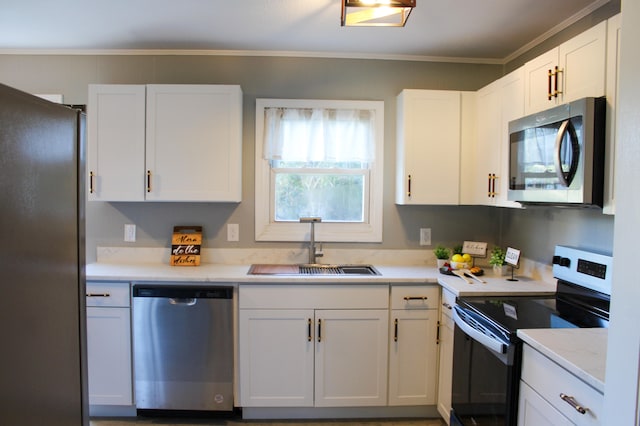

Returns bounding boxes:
[0,0,611,63]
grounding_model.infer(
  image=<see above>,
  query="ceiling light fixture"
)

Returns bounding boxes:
[341,0,415,27]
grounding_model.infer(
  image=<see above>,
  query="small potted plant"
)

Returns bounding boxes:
[489,246,508,275]
[433,245,451,268]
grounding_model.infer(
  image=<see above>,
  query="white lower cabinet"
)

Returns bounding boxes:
[436,288,455,424]
[518,344,604,425]
[86,282,133,406]
[238,309,315,407]
[388,285,440,406]
[315,309,389,407]
[238,284,389,408]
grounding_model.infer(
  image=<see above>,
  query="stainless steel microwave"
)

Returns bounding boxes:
[507,97,606,207]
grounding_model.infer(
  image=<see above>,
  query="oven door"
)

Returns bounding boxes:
[450,306,520,426]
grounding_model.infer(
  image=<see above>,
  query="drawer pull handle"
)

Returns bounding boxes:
[559,393,588,414]
[86,293,110,297]
[404,296,427,301]
[89,171,95,194]
[442,302,452,310]
[394,318,399,342]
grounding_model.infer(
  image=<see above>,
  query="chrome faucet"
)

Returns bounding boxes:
[300,217,323,264]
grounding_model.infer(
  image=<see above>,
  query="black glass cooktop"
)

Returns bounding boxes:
[457,280,610,341]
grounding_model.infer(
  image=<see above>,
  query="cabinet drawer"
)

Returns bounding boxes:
[86,282,130,307]
[441,288,456,318]
[390,285,439,310]
[521,344,603,425]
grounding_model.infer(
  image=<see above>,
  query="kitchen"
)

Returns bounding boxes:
[0,0,638,424]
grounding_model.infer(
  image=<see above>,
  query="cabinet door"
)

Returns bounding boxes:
[86,306,133,405]
[559,21,607,104]
[523,48,559,115]
[396,90,461,205]
[496,68,524,208]
[473,80,502,205]
[518,382,573,426]
[315,309,389,407]
[145,85,242,202]
[239,309,314,407]
[604,14,622,215]
[437,305,454,423]
[87,85,146,201]
[524,22,607,116]
[471,69,523,208]
[388,309,438,406]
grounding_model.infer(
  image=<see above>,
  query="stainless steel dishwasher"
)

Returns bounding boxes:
[132,285,233,412]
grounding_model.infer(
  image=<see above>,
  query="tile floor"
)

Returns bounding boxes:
[90,417,446,426]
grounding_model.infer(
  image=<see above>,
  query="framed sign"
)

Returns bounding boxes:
[462,241,487,257]
[504,247,521,267]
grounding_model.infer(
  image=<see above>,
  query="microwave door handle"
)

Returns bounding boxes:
[554,120,571,187]
[453,306,507,354]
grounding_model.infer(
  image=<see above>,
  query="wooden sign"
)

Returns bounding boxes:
[170,226,202,266]
[462,241,488,257]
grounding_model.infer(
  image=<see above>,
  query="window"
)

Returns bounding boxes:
[255,99,384,242]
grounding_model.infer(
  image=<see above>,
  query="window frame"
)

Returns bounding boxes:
[255,98,384,242]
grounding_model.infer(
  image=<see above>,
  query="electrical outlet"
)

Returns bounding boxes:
[124,224,136,242]
[419,228,431,246]
[227,223,239,242]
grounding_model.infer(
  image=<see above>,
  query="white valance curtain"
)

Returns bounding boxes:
[263,107,376,162]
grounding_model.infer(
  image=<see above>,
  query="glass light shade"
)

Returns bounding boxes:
[341,0,415,27]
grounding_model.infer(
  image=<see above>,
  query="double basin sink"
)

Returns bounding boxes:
[248,264,380,276]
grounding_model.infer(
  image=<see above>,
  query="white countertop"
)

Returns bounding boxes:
[86,261,556,297]
[517,328,607,393]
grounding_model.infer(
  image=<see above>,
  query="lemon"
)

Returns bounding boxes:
[462,253,472,263]
[452,254,463,263]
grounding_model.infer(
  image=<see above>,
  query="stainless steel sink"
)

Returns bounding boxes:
[248,264,381,276]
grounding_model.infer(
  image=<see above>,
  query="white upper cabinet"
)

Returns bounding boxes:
[467,68,524,208]
[603,13,622,215]
[396,89,464,205]
[88,84,243,202]
[87,85,146,201]
[524,21,607,115]
[145,85,242,202]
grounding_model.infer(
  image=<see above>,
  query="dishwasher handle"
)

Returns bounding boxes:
[169,298,197,306]
[133,285,232,299]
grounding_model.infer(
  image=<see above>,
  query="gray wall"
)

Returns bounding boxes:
[0,28,615,264]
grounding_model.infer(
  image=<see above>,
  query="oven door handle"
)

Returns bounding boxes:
[453,306,507,354]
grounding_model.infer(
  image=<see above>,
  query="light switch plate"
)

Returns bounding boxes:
[124,224,136,242]
[419,228,431,246]
[227,223,239,242]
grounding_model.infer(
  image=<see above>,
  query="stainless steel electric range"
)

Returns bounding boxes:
[450,245,612,426]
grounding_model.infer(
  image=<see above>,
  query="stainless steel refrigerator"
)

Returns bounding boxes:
[0,83,88,425]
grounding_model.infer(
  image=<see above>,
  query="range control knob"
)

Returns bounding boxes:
[552,256,571,267]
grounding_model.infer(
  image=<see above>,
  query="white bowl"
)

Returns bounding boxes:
[450,261,471,270]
